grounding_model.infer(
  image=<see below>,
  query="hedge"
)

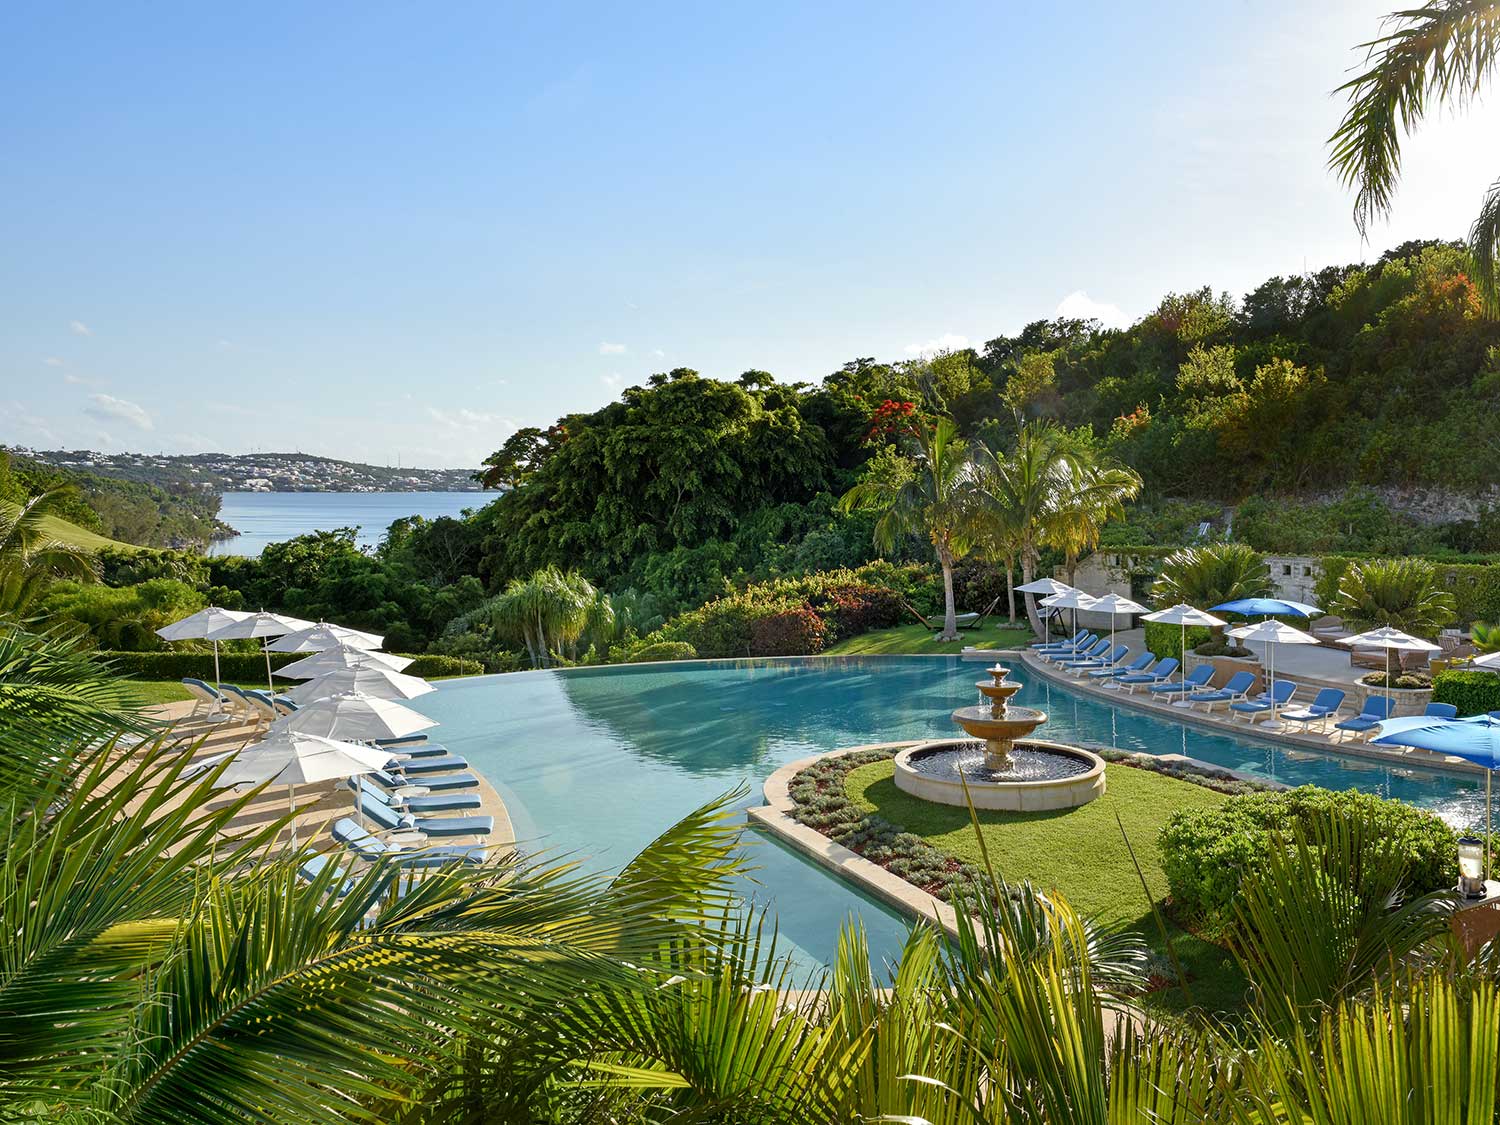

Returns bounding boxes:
[1143,621,1213,662]
[1159,786,1457,935]
[1432,668,1500,716]
[98,650,484,682]
[1316,554,1500,626]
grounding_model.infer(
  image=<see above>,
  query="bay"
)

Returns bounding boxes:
[208,491,486,557]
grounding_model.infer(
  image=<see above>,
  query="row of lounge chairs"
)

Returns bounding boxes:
[1030,631,1460,745]
[182,677,299,728]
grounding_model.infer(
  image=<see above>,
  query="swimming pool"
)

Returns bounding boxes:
[413,655,1486,972]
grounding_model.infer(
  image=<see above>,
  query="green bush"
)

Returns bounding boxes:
[1159,786,1457,934]
[1318,554,1500,626]
[749,607,829,656]
[98,650,484,683]
[625,640,698,662]
[1143,621,1212,662]
[1432,668,1500,716]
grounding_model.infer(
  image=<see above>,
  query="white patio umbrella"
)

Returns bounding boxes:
[1227,619,1321,725]
[1337,626,1443,716]
[1015,577,1075,644]
[215,729,392,845]
[1471,649,1500,670]
[269,621,384,654]
[274,644,413,679]
[286,666,434,704]
[1141,603,1228,687]
[1041,589,1099,639]
[1088,592,1148,656]
[203,611,316,695]
[279,690,437,742]
[154,606,251,718]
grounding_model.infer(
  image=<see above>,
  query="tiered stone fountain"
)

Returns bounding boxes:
[892,662,1106,811]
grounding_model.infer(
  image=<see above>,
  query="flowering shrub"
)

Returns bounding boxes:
[749,607,829,656]
[865,398,922,441]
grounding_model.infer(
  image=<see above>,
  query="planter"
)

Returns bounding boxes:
[1184,653,1264,693]
[1358,684,1434,717]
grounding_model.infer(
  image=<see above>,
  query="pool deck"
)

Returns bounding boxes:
[1016,648,1486,778]
[140,700,514,858]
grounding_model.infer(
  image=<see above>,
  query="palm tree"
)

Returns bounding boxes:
[0,486,100,616]
[1051,447,1143,586]
[488,566,600,667]
[1328,557,1458,637]
[839,416,977,641]
[1330,0,1500,304]
[1152,543,1272,645]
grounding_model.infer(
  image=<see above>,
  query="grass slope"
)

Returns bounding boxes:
[37,514,142,553]
[844,758,1248,1015]
[123,680,195,706]
[824,621,1033,655]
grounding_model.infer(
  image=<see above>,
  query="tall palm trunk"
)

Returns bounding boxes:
[1005,555,1016,624]
[1020,545,1043,636]
[936,542,959,642]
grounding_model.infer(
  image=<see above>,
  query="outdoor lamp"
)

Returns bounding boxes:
[1458,837,1487,899]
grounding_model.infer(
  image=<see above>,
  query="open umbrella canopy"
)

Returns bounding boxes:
[274,644,413,679]
[269,621,384,653]
[279,691,437,741]
[1337,625,1443,654]
[1372,714,1500,763]
[286,666,434,704]
[215,730,393,788]
[1040,589,1099,611]
[1015,578,1075,596]
[1211,597,1321,618]
[203,611,316,642]
[1141,603,1227,628]
[1089,592,1147,617]
[1226,619,1321,647]
[1471,650,1500,670]
[154,606,252,641]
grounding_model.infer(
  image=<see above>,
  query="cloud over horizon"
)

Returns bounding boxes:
[1055,290,1131,330]
[84,393,153,431]
[904,333,969,357]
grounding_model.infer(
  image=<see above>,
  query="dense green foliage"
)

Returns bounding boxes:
[1159,786,1457,935]
[1143,621,1214,662]
[1432,668,1500,717]
[1326,556,1457,636]
[1316,553,1500,626]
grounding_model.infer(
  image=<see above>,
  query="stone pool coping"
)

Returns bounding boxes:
[1019,649,1488,779]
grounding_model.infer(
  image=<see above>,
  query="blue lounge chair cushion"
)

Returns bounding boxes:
[358,792,492,837]
[1031,629,1086,650]
[1189,671,1257,704]
[1090,654,1153,679]
[398,755,469,774]
[1282,689,1346,723]
[349,776,480,813]
[398,743,452,759]
[375,733,428,746]
[1148,667,1214,693]
[1117,658,1178,685]
[1425,702,1459,719]
[332,818,486,867]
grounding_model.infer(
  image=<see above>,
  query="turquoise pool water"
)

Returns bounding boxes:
[412,655,1487,973]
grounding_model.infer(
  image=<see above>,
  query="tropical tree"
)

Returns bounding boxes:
[1050,447,1143,586]
[839,415,978,641]
[488,565,601,667]
[0,486,101,616]
[1330,0,1500,305]
[1328,556,1458,637]
[1151,543,1273,645]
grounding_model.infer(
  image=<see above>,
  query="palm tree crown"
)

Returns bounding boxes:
[0,486,101,616]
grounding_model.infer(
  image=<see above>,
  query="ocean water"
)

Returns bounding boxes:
[208,491,485,556]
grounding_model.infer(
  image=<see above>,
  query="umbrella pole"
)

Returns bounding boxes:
[264,640,275,695]
[1180,622,1186,686]
[212,640,224,716]
[1488,771,1493,883]
[1386,648,1392,718]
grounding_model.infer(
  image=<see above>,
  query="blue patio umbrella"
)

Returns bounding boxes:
[1373,714,1500,878]
[1210,597,1321,618]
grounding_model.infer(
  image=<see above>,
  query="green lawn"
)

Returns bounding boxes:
[824,621,1033,655]
[124,680,195,706]
[844,758,1248,1016]
[37,513,143,553]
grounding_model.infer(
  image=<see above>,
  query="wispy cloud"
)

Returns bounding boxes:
[4,402,58,444]
[598,341,627,355]
[84,393,153,431]
[650,348,665,359]
[63,372,103,387]
[69,320,93,337]
[1055,290,1131,330]
[425,406,510,431]
[904,333,969,357]
[601,372,624,390]
[43,356,64,367]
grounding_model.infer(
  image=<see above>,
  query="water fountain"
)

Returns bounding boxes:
[892,662,1106,811]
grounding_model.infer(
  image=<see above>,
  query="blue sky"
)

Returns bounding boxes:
[4,0,1498,468]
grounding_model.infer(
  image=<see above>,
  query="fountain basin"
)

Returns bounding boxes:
[893,738,1106,811]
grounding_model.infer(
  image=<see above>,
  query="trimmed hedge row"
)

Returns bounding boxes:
[1159,786,1457,935]
[97,650,484,682]
[1142,621,1213,662]
[1432,668,1500,716]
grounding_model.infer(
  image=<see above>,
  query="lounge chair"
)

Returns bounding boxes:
[1059,643,1126,673]
[1187,670,1257,713]
[356,792,493,838]
[297,853,355,898]
[181,677,227,717]
[243,689,280,726]
[1115,656,1178,692]
[345,775,482,814]
[370,766,478,793]
[376,733,427,747]
[1280,688,1346,733]
[1229,679,1297,722]
[396,754,469,775]
[1031,628,1087,651]
[1333,696,1396,742]
[1048,639,1110,667]
[397,743,453,759]
[219,684,263,725]
[332,818,487,867]
[272,696,298,717]
[1088,653,1154,681]
[1146,665,1215,698]
[1424,702,1459,719]
[1037,634,1098,661]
